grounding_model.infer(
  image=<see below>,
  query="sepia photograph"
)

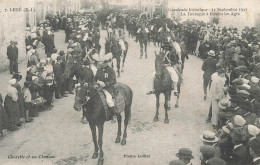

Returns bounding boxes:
[1,0,260,165]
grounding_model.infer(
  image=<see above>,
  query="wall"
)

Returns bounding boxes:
[0,0,30,71]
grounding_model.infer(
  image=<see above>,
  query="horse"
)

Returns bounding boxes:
[153,51,182,123]
[73,82,133,165]
[63,55,95,123]
[105,37,128,77]
[137,26,149,59]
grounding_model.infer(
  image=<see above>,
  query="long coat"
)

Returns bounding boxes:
[4,91,20,127]
[53,63,65,84]
[202,57,217,81]
[7,45,17,60]
[210,73,226,126]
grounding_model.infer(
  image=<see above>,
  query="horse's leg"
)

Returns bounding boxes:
[121,51,125,72]
[175,82,181,108]
[145,43,147,59]
[111,58,114,69]
[153,93,160,122]
[121,105,131,145]
[117,56,121,78]
[115,114,122,143]
[97,123,104,165]
[89,123,99,159]
[164,93,169,124]
[140,42,143,59]
[168,91,171,110]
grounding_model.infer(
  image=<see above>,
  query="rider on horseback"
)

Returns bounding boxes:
[147,37,182,96]
[94,53,117,123]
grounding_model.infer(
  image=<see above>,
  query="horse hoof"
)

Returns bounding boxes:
[115,137,121,143]
[175,104,179,108]
[121,139,126,145]
[153,117,158,122]
[121,69,124,72]
[117,75,120,78]
[164,119,169,124]
[92,153,99,159]
[97,158,104,165]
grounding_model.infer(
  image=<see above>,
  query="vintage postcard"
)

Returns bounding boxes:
[0,0,260,165]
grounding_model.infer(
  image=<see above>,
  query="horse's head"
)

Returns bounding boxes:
[73,83,89,112]
[155,51,165,79]
[64,56,81,79]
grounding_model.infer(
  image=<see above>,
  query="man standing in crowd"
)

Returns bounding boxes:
[202,50,217,100]
[7,40,18,74]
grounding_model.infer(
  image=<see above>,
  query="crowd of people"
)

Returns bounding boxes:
[0,12,102,136]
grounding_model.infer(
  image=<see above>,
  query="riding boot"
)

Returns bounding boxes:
[173,82,178,96]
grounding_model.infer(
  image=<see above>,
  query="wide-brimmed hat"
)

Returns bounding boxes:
[208,50,215,56]
[231,115,246,128]
[237,90,250,99]
[230,127,246,142]
[235,66,248,72]
[200,131,218,143]
[218,98,231,110]
[232,78,243,85]
[176,148,194,159]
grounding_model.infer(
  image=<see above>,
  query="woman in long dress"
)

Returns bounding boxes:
[4,79,20,131]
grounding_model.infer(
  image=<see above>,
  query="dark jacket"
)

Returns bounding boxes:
[7,45,18,60]
[202,57,217,79]
[94,65,116,94]
[53,62,65,84]
[227,144,250,165]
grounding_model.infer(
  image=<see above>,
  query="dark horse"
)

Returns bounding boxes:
[153,51,181,123]
[64,55,95,123]
[73,82,133,165]
[105,37,128,77]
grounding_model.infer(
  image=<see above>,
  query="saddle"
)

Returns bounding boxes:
[98,90,125,121]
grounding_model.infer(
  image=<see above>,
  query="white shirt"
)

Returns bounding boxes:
[7,86,18,102]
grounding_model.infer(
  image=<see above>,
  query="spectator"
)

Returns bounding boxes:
[4,79,20,131]
[7,40,18,74]
[22,82,33,123]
